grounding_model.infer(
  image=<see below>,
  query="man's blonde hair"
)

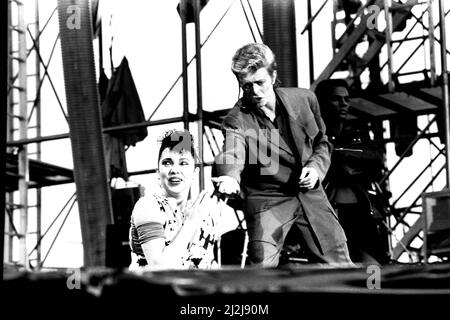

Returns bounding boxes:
[231,43,277,79]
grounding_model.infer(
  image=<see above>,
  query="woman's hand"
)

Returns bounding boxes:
[184,190,216,223]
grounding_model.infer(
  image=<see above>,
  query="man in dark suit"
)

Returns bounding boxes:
[213,43,352,267]
[316,79,390,264]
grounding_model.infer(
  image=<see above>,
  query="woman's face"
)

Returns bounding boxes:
[158,147,197,199]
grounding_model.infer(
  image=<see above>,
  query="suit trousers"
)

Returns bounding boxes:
[245,196,352,267]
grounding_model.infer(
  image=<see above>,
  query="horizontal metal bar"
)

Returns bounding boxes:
[9,84,25,91]
[4,232,21,236]
[391,35,427,43]
[128,169,158,176]
[5,202,25,209]
[9,100,38,105]
[7,116,186,146]
[9,0,24,5]
[7,112,25,120]
[395,69,429,76]
[9,25,25,34]
[128,161,214,177]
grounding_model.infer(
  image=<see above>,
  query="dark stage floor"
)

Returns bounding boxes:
[2,262,450,318]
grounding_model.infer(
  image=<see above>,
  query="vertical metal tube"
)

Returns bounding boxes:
[439,0,450,186]
[57,0,113,266]
[428,0,436,86]
[307,0,315,84]
[384,0,395,92]
[331,0,337,56]
[4,0,13,269]
[194,0,204,190]
[34,0,42,269]
[181,0,189,131]
[18,0,29,269]
[1,0,9,277]
[263,0,298,87]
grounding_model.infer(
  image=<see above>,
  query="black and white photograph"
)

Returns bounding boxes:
[2,0,450,317]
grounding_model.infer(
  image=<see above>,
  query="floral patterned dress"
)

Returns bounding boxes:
[130,193,220,269]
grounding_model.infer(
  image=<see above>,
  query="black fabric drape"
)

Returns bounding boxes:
[101,57,147,180]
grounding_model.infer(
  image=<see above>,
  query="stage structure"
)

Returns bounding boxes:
[4,0,450,272]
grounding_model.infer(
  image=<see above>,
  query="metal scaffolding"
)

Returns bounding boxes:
[7,0,31,269]
[314,0,450,262]
[3,0,450,270]
[5,0,70,270]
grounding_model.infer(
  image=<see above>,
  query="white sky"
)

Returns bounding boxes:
[7,0,450,267]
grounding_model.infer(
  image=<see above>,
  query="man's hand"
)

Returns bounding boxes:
[211,176,240,197]
[299,167,319,191]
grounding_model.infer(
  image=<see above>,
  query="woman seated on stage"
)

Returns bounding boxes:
[129,129,220,270]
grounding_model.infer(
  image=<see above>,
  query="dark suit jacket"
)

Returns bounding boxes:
[215,87,347,253]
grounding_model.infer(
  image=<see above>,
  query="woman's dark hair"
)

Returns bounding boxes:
[158,129,197,162]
